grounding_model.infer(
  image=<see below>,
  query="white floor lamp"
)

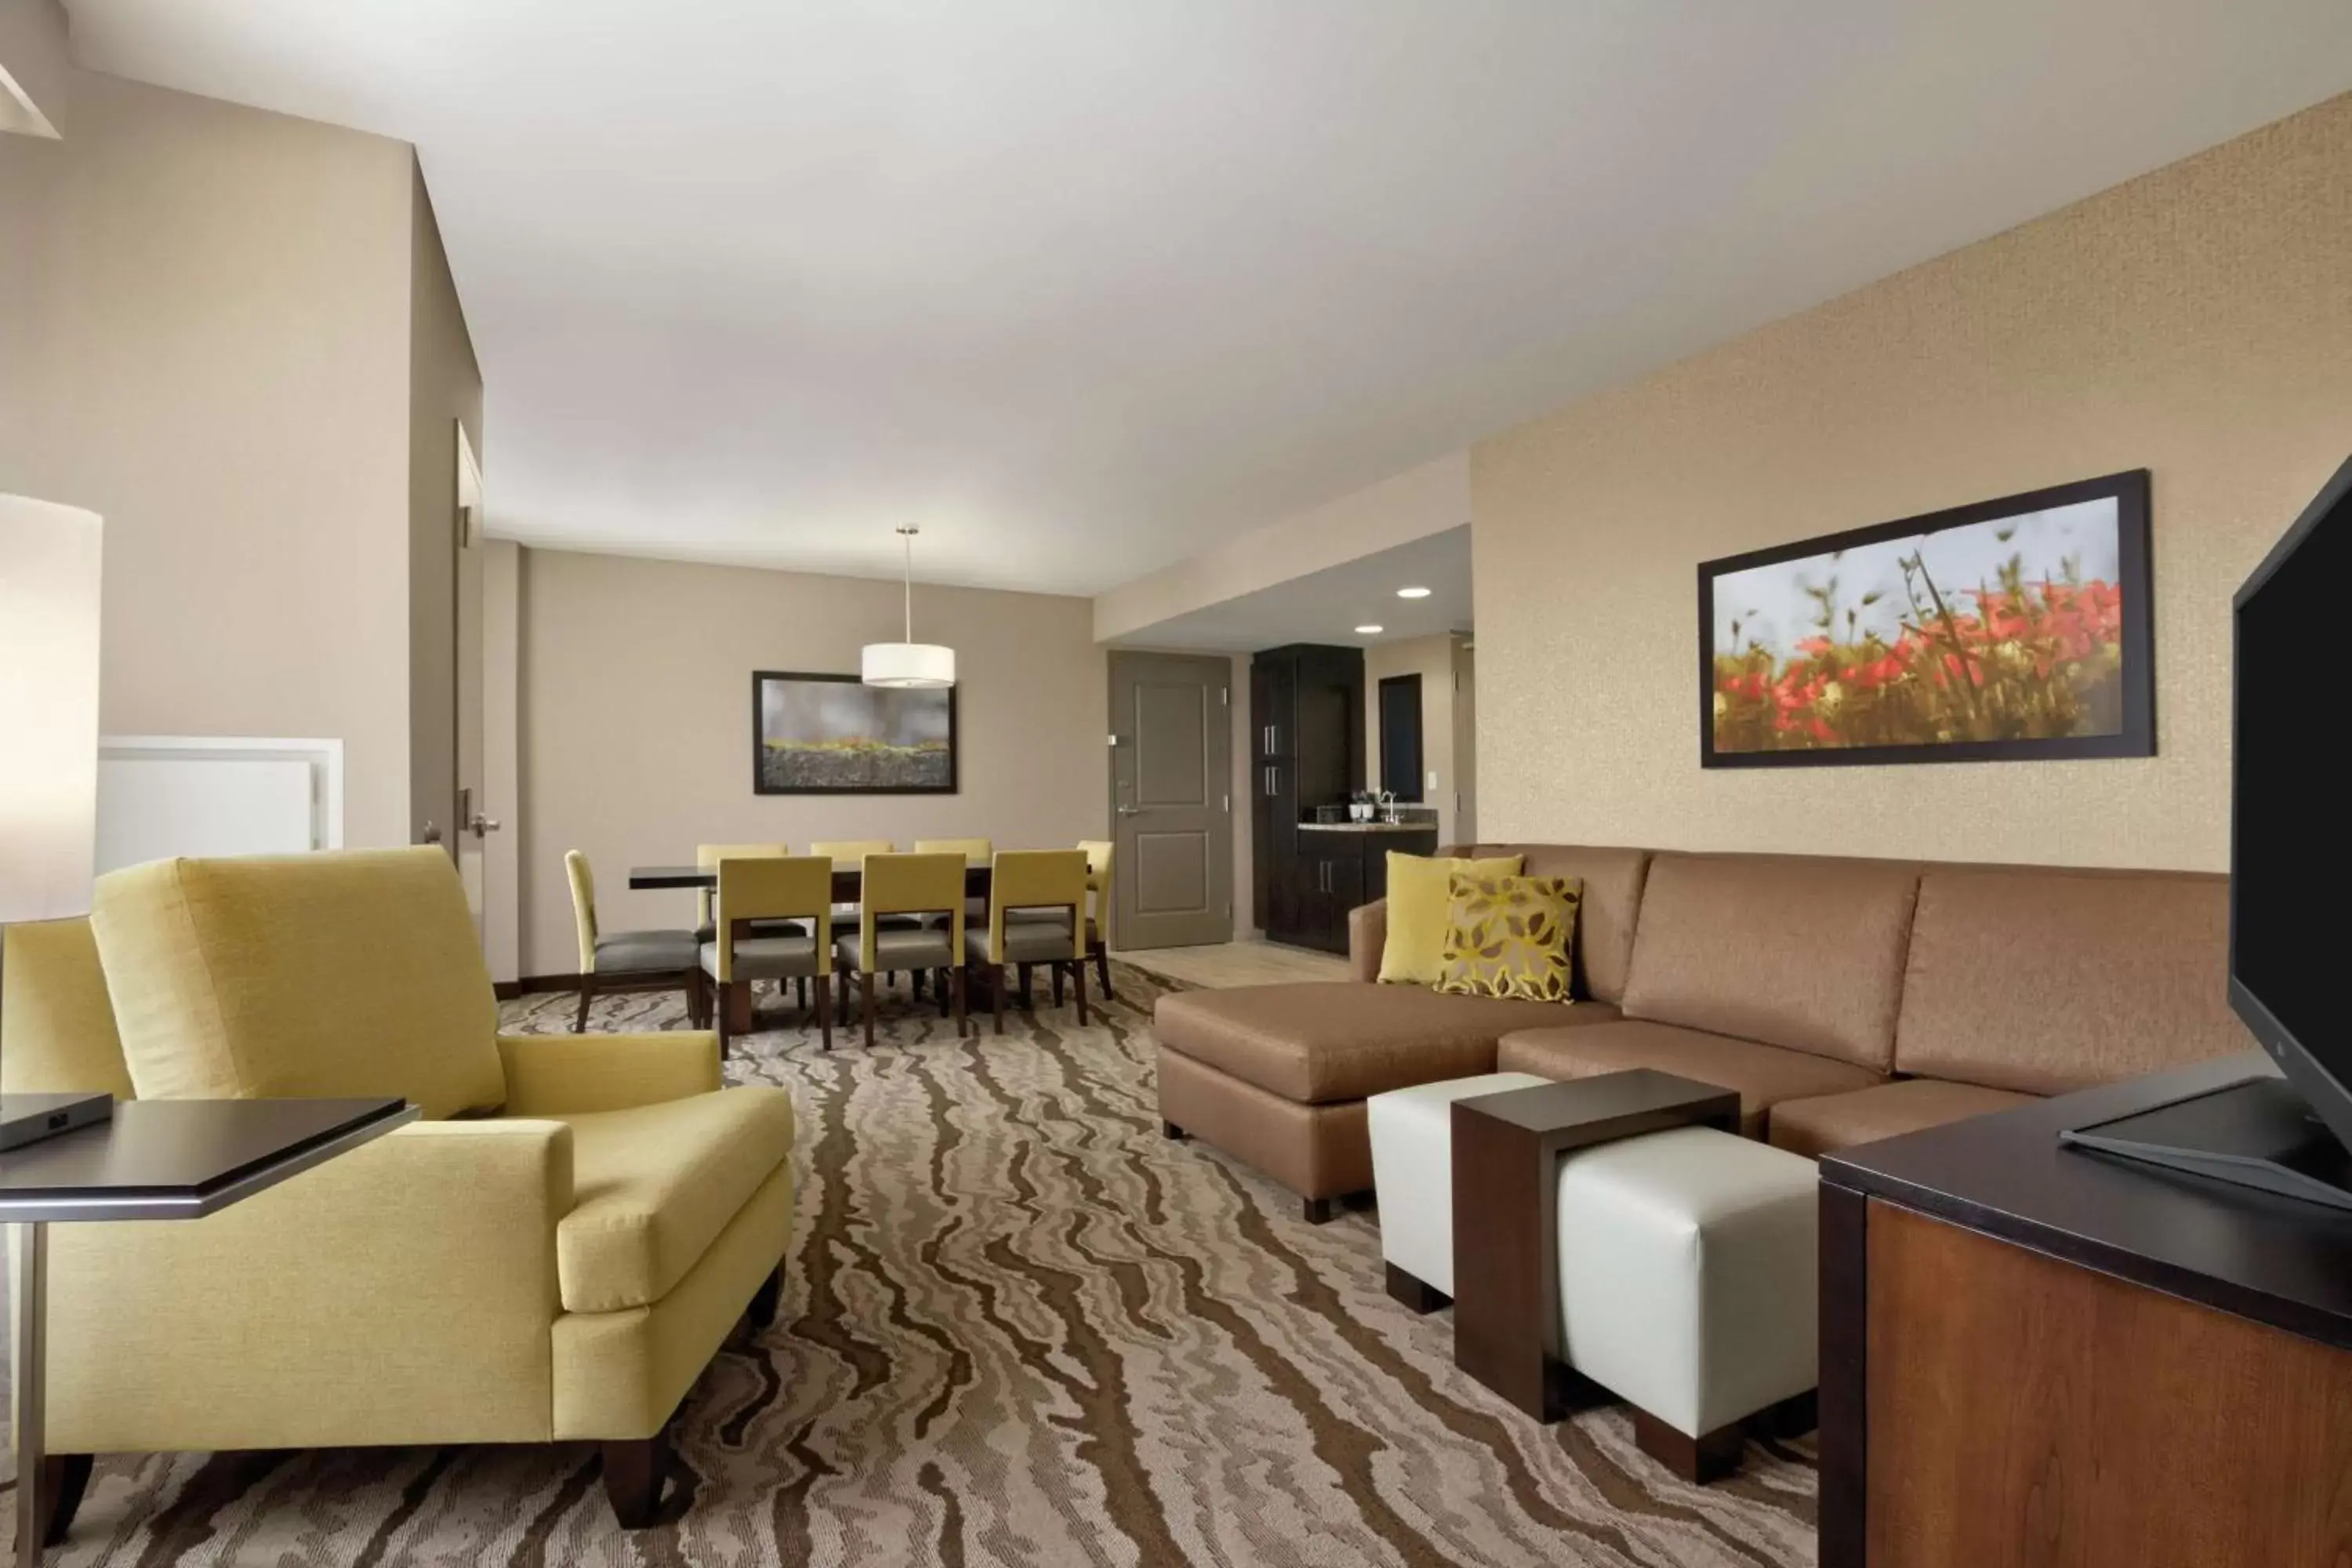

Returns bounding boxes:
[1,492,102,1568]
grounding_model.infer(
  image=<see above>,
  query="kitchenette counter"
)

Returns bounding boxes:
[1298,821,1439,833]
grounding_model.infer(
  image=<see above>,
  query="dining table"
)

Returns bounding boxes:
[627,858,993,899]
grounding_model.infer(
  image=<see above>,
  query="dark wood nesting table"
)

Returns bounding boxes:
[2,1097,416,1566]
[1450,1070,1741,1421]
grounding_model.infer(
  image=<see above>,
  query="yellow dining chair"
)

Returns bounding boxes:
[696,843,808,1010]
[1008,840,1116,1004]
[700,855,834,1054]
[566,850,704,1033]
[911,839,992,997]
[833,852,966,1046]
[974,850,1090,1035]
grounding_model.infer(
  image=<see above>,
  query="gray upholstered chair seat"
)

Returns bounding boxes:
[699,935,820,982]
[834,902,923,932]
[837,927,957,973]
[975,923,1083,964]
[593,929,698,975]
[1004,911,1098,943]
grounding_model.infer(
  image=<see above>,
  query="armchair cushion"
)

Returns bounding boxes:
[92,848,506,1118]
[552,1087,796,1313]
[496,1031,721,1116]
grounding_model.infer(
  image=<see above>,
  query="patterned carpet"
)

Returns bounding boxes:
[6,964,1815,1566]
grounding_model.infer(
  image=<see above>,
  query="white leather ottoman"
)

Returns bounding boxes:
[1556,1124,1819,1482]
[1366,1072,1548,1310]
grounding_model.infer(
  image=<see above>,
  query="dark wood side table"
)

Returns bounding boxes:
[1818,1052,2352,1568]
[1450,1070,1740,1421]
[2,1097,416,1567]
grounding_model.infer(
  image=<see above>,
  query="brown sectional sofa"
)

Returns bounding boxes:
[1153,843,2246,1220]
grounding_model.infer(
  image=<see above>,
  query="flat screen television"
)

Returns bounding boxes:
[2060,452,2352,1209]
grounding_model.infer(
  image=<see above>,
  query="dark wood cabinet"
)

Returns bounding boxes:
[1284,825,1436,952]
[1250,644,1363,946]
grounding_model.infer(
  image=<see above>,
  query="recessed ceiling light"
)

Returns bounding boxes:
[1355,624,1384,635]
[1396,586,1432,599]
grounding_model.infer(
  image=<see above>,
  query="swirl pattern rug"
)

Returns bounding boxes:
[8,964,1815,1566]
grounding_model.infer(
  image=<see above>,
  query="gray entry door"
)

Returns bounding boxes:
[1109,651,1233,949]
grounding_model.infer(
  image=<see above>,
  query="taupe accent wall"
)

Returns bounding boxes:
[517,547,1109,977]
[1474,92,2352,872]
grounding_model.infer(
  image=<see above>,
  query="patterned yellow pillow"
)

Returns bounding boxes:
[1435,873,1582,1003]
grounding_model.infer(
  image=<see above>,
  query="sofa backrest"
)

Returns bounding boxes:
[92,847,508,1118]
[1456,844,1650,1004]
[1893,866,2243,1095]
[1619,852,1921,1072]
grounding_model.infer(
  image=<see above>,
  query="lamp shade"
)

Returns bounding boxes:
[860,641,956,689]
[0,495,103,923]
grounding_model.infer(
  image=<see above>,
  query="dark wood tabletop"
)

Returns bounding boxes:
[0,1097,416,1224]
[630,859,992,895]
[1820,1051,2352,1351]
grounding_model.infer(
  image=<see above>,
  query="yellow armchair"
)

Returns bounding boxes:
[0,848,796,1534]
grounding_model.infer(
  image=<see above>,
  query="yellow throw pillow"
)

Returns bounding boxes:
[1378,853,1524,985]
[1436,872,1583,1003]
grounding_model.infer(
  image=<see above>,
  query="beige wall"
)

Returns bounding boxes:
[517,547,1109,975]
[1363,633,1461,843]
[481,537,523,983]
[408,161,484,851]
[0,38,457,851]
[1475,93,2352,873]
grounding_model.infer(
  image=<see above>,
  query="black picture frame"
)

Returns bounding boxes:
[750,670,960,795]
[1698,469,2155,769]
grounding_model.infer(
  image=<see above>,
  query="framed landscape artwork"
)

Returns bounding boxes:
[1699,470,2154,769]
[752,670,958,794]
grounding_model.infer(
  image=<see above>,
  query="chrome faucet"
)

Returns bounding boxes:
[1377,789,1398,824]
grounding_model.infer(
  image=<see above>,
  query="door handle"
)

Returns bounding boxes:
[468,812,503,837]
[1116,805,1142,816]
[419,821,443,846]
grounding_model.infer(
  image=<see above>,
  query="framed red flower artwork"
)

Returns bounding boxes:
[1699,470,2154,768]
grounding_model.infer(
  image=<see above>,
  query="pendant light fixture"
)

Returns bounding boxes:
[862,524,956,688]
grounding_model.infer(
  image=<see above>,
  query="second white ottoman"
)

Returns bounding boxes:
[1555,1124,1819,1482]
[1367,1072,1548,1308]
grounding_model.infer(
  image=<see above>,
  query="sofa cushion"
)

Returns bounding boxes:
[0,918,133,1099]
[552,1085,797,1313]
[1496,1018,1885,1137]
[1767,1079,2038,1160]
[1893,868,2241,1096]
[1154,982,1616,1104]
[1618,853,1918,1072]
[93,848,508,1119]
[1461,845,1651,1004]
[1379,854,1524,986]
[1436,873,1581,1003]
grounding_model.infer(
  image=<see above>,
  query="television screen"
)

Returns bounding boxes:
[2233,455,2352,1134]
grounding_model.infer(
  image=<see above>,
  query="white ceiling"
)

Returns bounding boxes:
[1120,527,1470,653]
[63,1,2352,597]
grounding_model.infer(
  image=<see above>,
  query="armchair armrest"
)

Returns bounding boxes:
[43,1119,575,1453]
[497,1030,722,1116]
[1347,898,1387,983]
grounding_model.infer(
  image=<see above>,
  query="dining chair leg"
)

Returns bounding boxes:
[936,967,953,1020]
[990,964,1007,1036]
[715,981,731,1059]
[815,971,833,1051]
[862,971,878,1048]
[912,967,926,1002]
[1094,945,1115,1004]
[1051,962,1065,1008]
[1073,959,1090,1027]
[797,976,808,1014]
[951,965,967,1037]
[1017,962,1034,1010]
[575,974,595,1034]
